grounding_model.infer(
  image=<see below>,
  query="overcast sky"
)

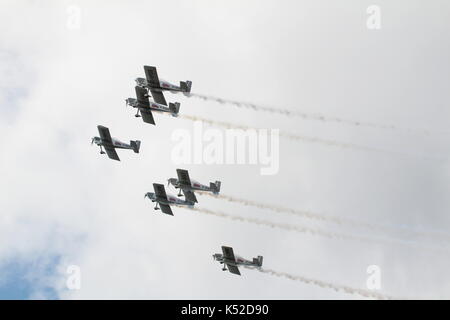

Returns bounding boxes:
[1,0,450,299]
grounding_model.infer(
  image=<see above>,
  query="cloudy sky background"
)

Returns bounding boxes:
[1,0,450,299]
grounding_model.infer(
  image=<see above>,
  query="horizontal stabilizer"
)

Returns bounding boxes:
[131,140,141,153]
[210,181,221,194]
[252,256,263,267]
[169,102,181,115]
[180,81,192,93]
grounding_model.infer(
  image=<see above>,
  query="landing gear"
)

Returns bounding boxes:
[135,109,141,118]
[174,186,183,197]
[99,146,105,154]
[154,203,160,210]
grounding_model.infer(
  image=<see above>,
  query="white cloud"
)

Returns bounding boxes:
[1,0,450,299]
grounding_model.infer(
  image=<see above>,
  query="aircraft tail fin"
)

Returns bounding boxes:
[130,140,141,153]
[180,81,192,94]
[253,256,263,267]
[210,181,221,194]
[169,102,181,116]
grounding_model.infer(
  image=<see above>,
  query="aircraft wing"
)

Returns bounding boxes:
[153,183,168,200]
[176,169,192,186]
[144,66,161,88]
[149,89,167,106]
[97,125,112,144]
[222,246,236,262]
[159,203,173,216]
[226,264,241,276]
[104,146,120,161]
[140,108,155,125]
[135,86,149,106]
[182,189,198,203]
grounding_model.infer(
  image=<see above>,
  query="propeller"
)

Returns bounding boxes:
[91,138,94,145]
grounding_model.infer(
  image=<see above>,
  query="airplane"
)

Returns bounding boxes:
[91,125,141,161]
[126,86,180,125]
[213,246,263,276]
[135,66,192,107]
[168,169,221,203]
[144,183,195,216]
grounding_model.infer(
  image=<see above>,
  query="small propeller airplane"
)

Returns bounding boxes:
[91,125,141,161]
[144,183,195,216]
[126,86,180,125]
[135,65,192,107]
[213,246,263,276]
[168,169,221,203]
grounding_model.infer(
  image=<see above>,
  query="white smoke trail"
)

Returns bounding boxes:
[199,192,450,243]
[251,267,395,300]
[189,207,450,254]
[197,192,333,222]
[179,114,447,161]
[190,207,375,243]
[184,92,446,137]
[180,114,376,151]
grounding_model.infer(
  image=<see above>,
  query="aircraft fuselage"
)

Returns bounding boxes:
[92,136,133,150]
[126,98,173,114]
[135,77,187,93]
[145,192,194,207]
[213,254,259,268]
[169,179,213,193]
